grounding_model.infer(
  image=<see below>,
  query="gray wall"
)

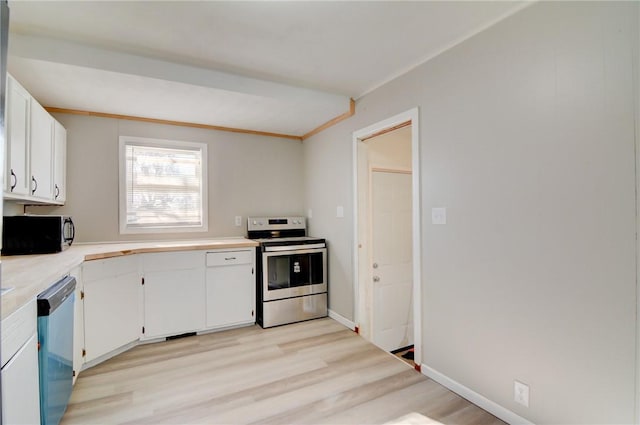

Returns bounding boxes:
[27,114,305,242]
[304,2,638,423]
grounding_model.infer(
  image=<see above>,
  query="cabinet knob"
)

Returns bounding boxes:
[373,276,380,282]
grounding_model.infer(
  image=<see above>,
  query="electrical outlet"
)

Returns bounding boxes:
[431,207,446,224]
[234,216,242,227]
[514,380,529,407]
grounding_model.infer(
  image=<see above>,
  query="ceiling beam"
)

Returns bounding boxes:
[45,107,303,141]
[11,34,348,105]
[46,99,357,142]
[302,98,355,141]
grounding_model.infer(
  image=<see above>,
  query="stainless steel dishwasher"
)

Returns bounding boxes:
[37,275,76,425]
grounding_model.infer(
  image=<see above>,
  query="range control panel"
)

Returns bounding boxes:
[247,216,306,231]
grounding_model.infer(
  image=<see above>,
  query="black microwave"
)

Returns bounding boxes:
[2,215,75,255]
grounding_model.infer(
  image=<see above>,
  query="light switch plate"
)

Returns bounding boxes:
[514,380,529,407]
[431,207,447,224]
[308,209,313,218]
[336,206,344,218]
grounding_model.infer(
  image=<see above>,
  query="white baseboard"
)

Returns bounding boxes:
[328,309,356,330]
[421,365,534,425]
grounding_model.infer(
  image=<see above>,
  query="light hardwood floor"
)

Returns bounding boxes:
[62,318,505,425]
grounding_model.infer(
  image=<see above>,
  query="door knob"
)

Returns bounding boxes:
[372,263,378,269]
[373,276,380,282]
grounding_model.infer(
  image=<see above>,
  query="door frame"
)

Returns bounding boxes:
[635,4,640,423]
[352,107,422,367]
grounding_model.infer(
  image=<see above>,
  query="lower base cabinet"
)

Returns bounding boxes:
[141,251,206,339]
[83,256,141,363]
[75,246,256,369]
[206,249,255,328]
[1,299,40,425]
[71,266,84,383]
[2,334,40,425]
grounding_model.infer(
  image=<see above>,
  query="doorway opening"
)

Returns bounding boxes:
[352,108,421,369]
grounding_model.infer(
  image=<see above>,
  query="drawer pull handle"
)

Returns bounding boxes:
[9,169,16,191]
[225,257,236,261]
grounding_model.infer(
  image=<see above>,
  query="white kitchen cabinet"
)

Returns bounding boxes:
[1,298,41,425]
[83,256,141,363]
[4,73,67,204]
[70,266,84,383]
[205,249,255,329]
[5,74,31,197]
[29,99,54,200]
[53,120,67,204]
[141,251,206,339]
[2,334,41,425]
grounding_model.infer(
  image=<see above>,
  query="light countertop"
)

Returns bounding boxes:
[1,238,259,320]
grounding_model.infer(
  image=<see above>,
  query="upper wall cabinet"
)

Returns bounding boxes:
[4,74,67,205]
[53,120,66,203]
[5,76,31,197]
[29,100,54,201]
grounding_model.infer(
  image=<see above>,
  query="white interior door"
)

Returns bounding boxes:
[371,170,413,352]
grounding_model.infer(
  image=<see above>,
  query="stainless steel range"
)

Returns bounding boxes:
[248,216,328,328]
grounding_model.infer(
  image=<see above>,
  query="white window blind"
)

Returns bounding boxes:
[120,137,207,233]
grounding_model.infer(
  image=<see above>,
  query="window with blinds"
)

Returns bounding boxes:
[119,136,208,233]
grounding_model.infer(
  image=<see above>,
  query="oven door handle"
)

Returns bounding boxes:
[264,243,326,252]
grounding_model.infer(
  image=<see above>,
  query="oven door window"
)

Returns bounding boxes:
[267,252,324,290]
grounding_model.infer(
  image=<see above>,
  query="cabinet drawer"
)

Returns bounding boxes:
[206,250,253,267]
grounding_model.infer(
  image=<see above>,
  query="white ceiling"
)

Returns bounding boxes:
[6,1,527,138]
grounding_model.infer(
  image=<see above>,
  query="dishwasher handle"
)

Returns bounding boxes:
[37,276,77,316]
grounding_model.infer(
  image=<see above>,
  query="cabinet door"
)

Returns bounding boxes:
[141,251,205,339]
[70,267,84,384]
[53,120,66,203]
[206,250,255,328]
[1,334,41,425]
[83,257,141,363]
[5,75,30,196]
[29,100,54,200]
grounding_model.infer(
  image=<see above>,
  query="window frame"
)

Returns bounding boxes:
[118,135,208,235]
